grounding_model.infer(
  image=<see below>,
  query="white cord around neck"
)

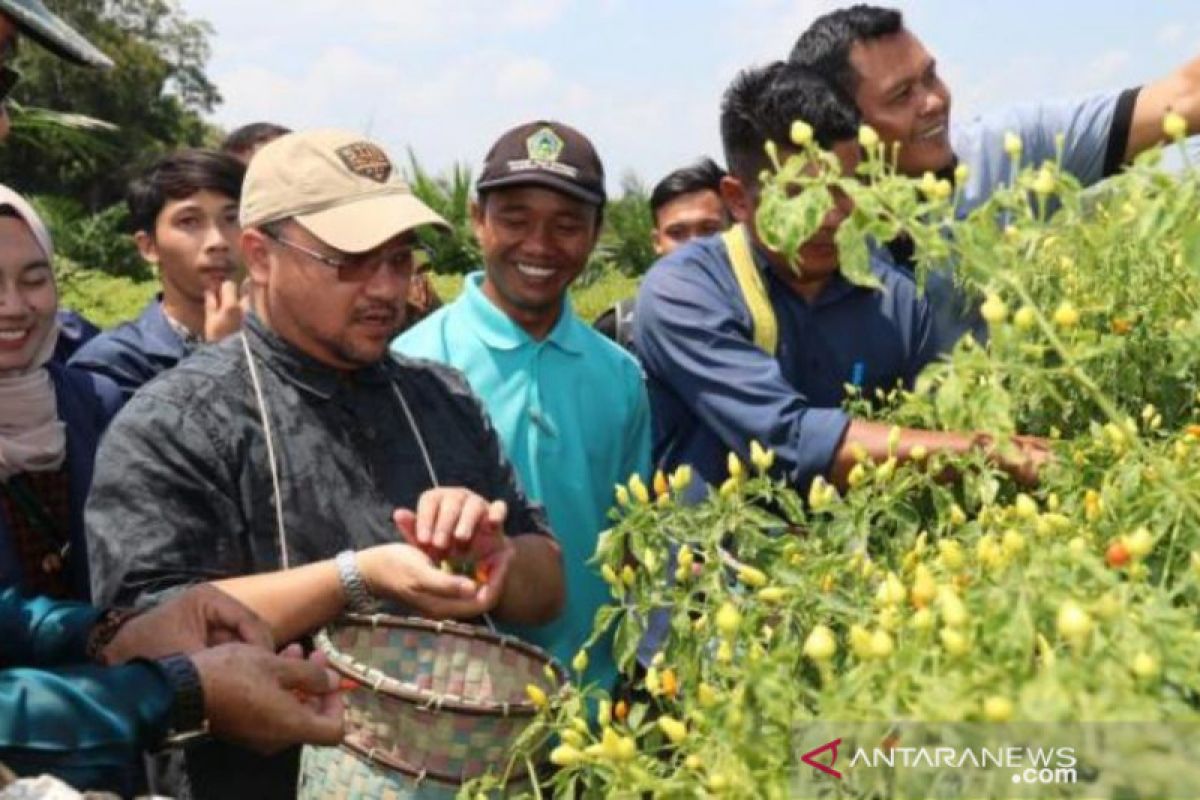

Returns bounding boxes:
[240,332,442,574]
[390,382,439,488]
[241,332,291,570]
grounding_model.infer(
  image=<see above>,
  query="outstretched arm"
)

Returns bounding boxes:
[1125,53,1200,160]
[217,488,564,645]
[829,420,1049,490]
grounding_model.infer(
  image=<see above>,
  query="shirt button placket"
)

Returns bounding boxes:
[526,347,547,500]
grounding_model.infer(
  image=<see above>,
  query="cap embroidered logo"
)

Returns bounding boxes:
[525,127,564,165]
[336,142,393,183]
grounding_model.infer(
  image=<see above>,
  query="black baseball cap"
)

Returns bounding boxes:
[476,120,606,207]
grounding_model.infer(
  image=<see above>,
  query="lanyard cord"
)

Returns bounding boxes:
[240,332,441,569]
[390,382,439,488]
[241,332,291,570]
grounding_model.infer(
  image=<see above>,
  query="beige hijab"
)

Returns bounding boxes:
[0,184,64,482]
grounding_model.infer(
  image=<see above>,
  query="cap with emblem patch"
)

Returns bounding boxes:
[240,128,448,254]
[476,120,606,207]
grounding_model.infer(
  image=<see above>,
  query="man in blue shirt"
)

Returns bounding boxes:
[69,150,248,399]
[790,4,1200,348]
[394,120,650,691]
[636,61,1048,497]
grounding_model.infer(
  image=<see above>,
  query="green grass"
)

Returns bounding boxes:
[429,270,637,325]
[63,266,639,331]
[571,270,639,322]
[57,258,157,329]
[427,273,464,306]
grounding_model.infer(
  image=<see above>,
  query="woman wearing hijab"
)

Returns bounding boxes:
[0,184,122,601]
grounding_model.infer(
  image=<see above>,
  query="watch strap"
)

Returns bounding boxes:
[156,653,207,743]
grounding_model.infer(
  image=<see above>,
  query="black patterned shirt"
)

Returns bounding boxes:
[83,314,555,799]
[85,313,551,609]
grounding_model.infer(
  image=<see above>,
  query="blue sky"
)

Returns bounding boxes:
[183,0,1200,191]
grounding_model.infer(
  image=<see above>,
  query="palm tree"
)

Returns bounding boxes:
[405,152,481,275]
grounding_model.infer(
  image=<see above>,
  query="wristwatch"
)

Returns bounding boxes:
[336,549,379,613]
[157,653,210,747]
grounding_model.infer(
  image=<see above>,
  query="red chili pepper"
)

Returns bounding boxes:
[1106,541,1130,568]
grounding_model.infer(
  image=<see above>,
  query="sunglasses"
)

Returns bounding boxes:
[0,67,19,105]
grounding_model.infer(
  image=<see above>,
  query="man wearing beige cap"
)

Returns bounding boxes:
[0,0,113,140]
[84,129,565,799]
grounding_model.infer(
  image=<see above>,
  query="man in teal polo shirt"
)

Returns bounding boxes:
[394,120,650,690]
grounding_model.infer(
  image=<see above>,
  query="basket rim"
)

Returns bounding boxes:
[335,735,539,787]
[316,613,568,716]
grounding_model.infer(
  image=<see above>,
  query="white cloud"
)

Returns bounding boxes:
[1157,22,1187,47]
[494,57,556,101]
[1074,49,1133,91]
[503,0,569,30]
[220,0,568,43]
[188,0,1195,191]
[724,0,846,63]
[210,66,310,127]
[211,43,612,178]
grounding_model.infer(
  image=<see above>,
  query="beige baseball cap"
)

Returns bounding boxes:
[239,128,448,254]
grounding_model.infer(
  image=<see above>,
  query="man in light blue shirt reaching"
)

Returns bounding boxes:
[394,120,650,692]
[791,4,1200,349]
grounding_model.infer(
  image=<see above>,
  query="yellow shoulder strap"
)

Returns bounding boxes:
[721,224,778,355]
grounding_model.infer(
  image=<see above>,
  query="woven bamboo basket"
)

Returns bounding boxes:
[296,614,564,795]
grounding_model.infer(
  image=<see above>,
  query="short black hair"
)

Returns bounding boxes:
[649,158,727,223]
[220,122,292,158]
[789,5,904,97]
[720,61,860,186]
[126,149,246,234]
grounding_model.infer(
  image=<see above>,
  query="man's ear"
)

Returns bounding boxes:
[469,198,486,240]
[133,230,158,264]
[241,228,272,288]
[652,230,668,256]
[719,175,754,225]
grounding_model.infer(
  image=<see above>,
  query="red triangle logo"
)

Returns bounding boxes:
[801,738,843,779]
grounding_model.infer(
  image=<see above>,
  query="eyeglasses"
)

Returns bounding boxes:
[264,228,430,283]
[0,67,20,105]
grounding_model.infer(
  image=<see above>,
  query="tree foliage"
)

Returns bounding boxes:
[405,153,482,276]
[585,170,656,286]
[0,0,221,208]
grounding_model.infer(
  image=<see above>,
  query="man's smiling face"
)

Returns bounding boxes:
[849,28,953,176]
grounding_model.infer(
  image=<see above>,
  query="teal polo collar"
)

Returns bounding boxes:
[461,272,585,356]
